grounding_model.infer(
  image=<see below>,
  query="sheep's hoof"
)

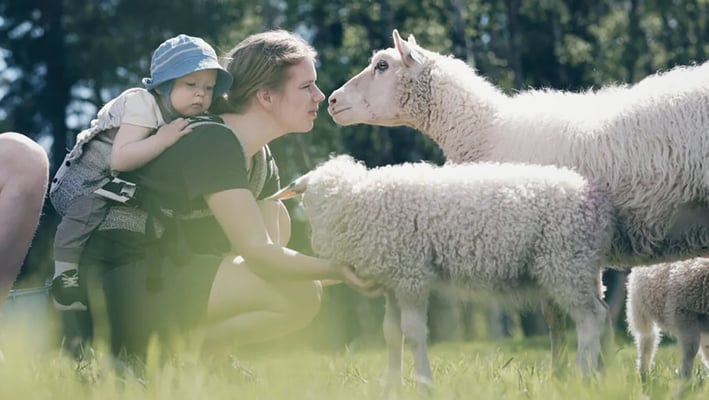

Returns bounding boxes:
[415,375,434,397]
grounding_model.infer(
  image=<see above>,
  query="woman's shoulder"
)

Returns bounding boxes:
[183,115,249,161]
[175,117,247,163]
[184,114,234,136]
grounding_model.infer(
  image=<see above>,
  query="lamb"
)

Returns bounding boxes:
[269,154,615,387]
[625,257,709,381]
[327,29,709,267]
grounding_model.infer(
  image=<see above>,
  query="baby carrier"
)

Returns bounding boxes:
[49,88,160,214]
[51,88,270,212]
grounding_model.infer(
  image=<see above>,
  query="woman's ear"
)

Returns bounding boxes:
[255,89,274,110]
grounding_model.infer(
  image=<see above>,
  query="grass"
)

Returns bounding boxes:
[1,318,708,400]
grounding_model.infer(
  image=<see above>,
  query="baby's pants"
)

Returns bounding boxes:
[54,195,110,264]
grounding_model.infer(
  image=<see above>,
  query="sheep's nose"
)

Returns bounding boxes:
[328,94,337,105]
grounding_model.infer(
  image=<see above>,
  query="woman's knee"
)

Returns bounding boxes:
[282,280,323,329]
[0,132,49,192]
[208,257,325,329]
[0,132,48,168]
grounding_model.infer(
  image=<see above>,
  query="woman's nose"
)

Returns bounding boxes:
[313,86,326,102]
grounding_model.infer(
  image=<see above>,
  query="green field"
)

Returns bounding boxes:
[1,322,707,400]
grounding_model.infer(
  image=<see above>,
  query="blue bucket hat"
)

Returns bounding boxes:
[142,34,233,101]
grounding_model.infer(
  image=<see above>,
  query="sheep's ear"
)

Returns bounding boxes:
[393,30,423,67]
[407,34,417,46]
[392,29,401,44]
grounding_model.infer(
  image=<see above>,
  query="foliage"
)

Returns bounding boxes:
[2,0,709,344]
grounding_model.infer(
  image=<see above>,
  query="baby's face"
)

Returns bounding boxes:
[170,69,218,116]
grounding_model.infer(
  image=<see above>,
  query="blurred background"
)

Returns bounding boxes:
[1,0,707,350]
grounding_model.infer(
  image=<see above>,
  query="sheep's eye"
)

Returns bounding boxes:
[374,60,389,72]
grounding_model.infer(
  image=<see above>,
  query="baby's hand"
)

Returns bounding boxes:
[156,118,193,147]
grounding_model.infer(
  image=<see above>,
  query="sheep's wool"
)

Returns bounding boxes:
[626,258,709,379]
[297,154,615,383]
[301,155,612,301]
[329,30,709,266]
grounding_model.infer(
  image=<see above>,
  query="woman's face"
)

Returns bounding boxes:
[270,58,326,133]
[170,69,217,116]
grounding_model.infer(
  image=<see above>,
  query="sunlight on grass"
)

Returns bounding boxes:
[1,317,708,399]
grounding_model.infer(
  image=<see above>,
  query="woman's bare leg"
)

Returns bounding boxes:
[204,256,323,347]
[0,132,48,310]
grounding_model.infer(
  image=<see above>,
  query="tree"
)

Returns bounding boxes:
[2,0,708,347]
[0,0,250,284]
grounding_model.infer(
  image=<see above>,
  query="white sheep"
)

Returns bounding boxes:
[327,29,709,267]
[270,154,614,388]
[625,258,709,381]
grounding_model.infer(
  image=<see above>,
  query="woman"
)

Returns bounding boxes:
[80,30,380,359]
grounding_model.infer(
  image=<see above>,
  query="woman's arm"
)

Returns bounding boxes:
[257,199,290,246]
[207,188,341,280]
[207,188,381,297]
[259,199,340,287]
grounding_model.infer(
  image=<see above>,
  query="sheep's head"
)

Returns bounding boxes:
[266,155,369,261]
[266,154,367,208]
[328,29,432,129]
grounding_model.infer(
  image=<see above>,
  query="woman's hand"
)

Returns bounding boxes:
[335,263,384,298]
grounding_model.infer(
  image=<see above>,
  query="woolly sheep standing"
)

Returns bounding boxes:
[327,29,709,267]
[270,155,615,388]
[626,258,709,381]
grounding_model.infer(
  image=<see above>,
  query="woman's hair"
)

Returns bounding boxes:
[213,30,318,114]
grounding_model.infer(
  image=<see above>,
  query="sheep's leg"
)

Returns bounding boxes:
[635,327,660,382]
[540,260,608,378]
[398,295,432,389]
[597,271,616,371]
[627,294,659,381]
[541,299,568,376]
[574,293,615,372]
[678,339,699,380]
[675,323,700,379]
[572,296,607,377]
[600,306,616,371]
[698,332,709,373]
[382,292,403,389]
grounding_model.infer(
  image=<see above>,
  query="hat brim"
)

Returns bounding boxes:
[144,53,233,96]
